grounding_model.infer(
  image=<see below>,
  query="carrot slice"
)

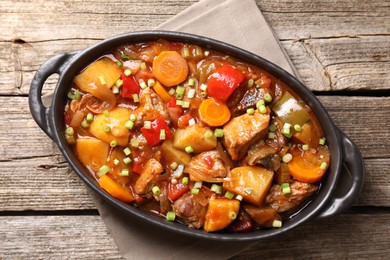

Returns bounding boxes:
[198,98,231,127]
[98,174,135,203]
[152,51,189,87]
[288,146,330,183]
[152,80,172,102]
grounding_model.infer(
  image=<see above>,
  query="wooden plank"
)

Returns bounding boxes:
[1,36,389,95]
[0,96,389,210]
[0,214,389,259]
[0,215,122,259]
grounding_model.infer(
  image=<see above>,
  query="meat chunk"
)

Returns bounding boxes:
[134,87,168,124]
[134,158,163,195]
[172,192,208,229]
[265,181,318,212]
[223,110,270,160]
[228,87,268,116]
[185,150,229,182]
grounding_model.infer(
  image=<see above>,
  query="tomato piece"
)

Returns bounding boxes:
[168,181,190,201]
[141,117,173,146]
[121,72,141,98]
[177,114,193,128]
[207,65,245,103]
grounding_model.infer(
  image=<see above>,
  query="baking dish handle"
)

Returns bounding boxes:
[315,128,365,220]
[29,52,76,141]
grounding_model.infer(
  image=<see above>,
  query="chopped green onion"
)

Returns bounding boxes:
[125,120,134,130]
[123,147,131,156]
[103,125,111,133]
[139,79,147,89]
[283,123,291,130]
[66,135,76,144]
[98,76,106,85]
[302,144,310,151]
[188,118,196,126]
[236,195,243,201]
[132,94,140,102]
[210,184,222,194]
[225,191,234,199]
[86,113,94,123]
[204,130,213,138]
[294,124,302,132]
[181,101,190,108]
[121,53,129,60]
[147,78,155,87]
[140,62,147,70]
[181,47,190,58]
[176,85,185,95]
[200,83,208,92]
[185,146,194,153]
[282,186,291,194]
[98,165,111,177]
[173,164,184,178]
[169,162,178,170]
[188,78,195,87]
[247,108,255,115]
[129,114,136,122]
[182,177,189,185]
[110,140,118,147]
[67,90,81,100]
[81,119,89,128]
[171,178,178,184]
[194,46,204,58]
[176,100,184,106]
[268,124,277,132]
[152,186,161,196]
[200,91,208,98]
[272,220,282,228]
[120,169,129,177]
[280,183,289,189]
[229,211,237,220]
[214,128,224,138]
[123,157,131,165]
[259,104,267,114]
[130,138,139,147]
[319,138,326,145]
[264,93,272,102]
[268,132,275,139]
[113,159,120,166]
[65,127,74,136]
[112,86,119,94]
[143,121,151,129]
[320,162,328,170]
[247,79,254,88]
[124,69,131,76]
[194,181,203,189]
[104,110,109,117]
[191,188,199,195]
[282,153,293,163]
[166,211,176,221]
[256,100,265,109]
[159,129,166,140]
[168,88,176,96]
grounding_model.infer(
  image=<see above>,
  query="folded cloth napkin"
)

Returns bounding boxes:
[90,0,299,259]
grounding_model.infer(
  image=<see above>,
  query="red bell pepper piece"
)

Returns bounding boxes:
[121,71,141,99]
[168,181,190,201]
[141,117,173,146]
[167,97,183,124]
[207,65,245,103]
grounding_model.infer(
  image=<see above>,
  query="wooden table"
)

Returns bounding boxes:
[1,0,389,258]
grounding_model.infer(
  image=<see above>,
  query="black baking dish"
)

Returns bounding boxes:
[29,30,365,241]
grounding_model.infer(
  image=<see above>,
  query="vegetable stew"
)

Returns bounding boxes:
[64,40,331,233]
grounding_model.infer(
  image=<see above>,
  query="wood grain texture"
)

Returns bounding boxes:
[1,214,389,259]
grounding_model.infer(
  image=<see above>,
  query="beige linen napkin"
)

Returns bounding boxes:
[91,0,299,259]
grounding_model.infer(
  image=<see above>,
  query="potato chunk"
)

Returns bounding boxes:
[76,137,109,172]
[204,197,240,232]
[161,139,191,166]
[223,166,274,205]
[173,125,217,153]
[89,107,131,146]
[74,57,121,91]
